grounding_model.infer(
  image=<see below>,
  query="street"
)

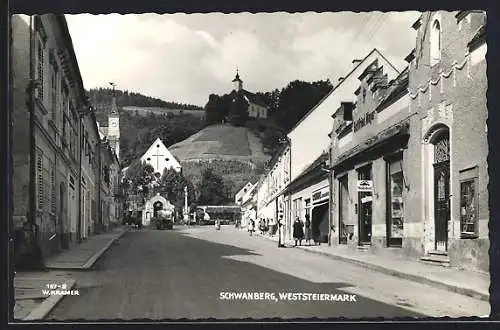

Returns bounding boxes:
[45,226,489,320]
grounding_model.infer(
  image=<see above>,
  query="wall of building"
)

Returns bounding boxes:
[409,11,488,272]
[12,14,88,260]
[288,49,400,182]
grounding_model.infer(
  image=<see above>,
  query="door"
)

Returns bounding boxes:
[358,165,372,245]
[434,161,450,251]
[338,176,349,244]
[433,131,450,252]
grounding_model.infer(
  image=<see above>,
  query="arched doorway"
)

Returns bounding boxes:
[59,182,68,249]
[153,201,164,218]
[432,130,450,251]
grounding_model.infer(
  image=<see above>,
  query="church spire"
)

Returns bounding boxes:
[232,67,243,91]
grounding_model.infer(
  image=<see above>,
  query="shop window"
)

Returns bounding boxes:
[387,159,404,247]
[460,178,479,238]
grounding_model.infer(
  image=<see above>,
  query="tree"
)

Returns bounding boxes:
[273,79,333,131]
[158,168,195,212]
[228,92,249,126]
[197,168,227,205]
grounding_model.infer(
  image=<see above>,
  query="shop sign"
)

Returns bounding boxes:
[312,187,329,202]
[357,180,373,192]
[353,110,377,132]
[361,196,373,204]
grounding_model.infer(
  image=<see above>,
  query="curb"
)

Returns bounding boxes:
[255,232,489,302]
[298,247,490,303]
[81,228,129,269]
[23,279,77,321]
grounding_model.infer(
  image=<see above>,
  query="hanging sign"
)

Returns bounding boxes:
[357,180,373,192]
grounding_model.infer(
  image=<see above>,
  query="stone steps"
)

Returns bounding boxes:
[420,251,451,267]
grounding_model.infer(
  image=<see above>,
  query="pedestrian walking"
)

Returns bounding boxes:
[249,219,255,236]
[293,217,304,246]
[304,214,312,245]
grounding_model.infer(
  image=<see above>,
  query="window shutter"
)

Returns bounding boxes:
[51,161,56,213]
[36,151,44,210]
[37,41,44,100]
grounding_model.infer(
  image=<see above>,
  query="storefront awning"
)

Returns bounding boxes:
[332,120,410,172]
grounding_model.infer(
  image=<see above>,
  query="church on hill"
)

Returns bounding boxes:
[140,138,182,176]
[229,70,269,119]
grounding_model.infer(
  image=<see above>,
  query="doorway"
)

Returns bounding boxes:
[338,175,349,244]
[433,131,450,251]
[357,165,372,245]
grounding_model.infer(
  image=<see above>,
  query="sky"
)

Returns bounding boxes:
[65,11,421,107]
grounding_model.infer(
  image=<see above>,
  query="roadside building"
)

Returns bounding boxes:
[328,11,488,273]
[254,143,291,231]
[229,70,269,119]
[329,63,413,253]
[79,108,101,239]
[11,14,90,262]
[280,49,400,244]
[408,11,488,272]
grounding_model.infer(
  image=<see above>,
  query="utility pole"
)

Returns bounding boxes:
[184,186,188,223]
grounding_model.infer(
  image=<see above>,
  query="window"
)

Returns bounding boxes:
[430,19,441,66]
[387,159,404,247]
[460,178,479,238]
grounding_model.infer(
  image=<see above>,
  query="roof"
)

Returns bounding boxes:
[286,48,400,135]
[230,89,268,108]
[283,151,329,194]
[468,24,486,51]
[375,67,409,111]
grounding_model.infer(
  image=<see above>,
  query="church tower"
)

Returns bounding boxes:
[232,68,243,91]
[107,84,120,160]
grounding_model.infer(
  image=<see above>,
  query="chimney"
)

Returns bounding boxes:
[352,59,362,68]
[338,77,345,83]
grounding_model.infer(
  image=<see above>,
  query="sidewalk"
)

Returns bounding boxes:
[13,225,130,321]
[44,225,129,270]
[246,228,489,303]
[14,271,76,321]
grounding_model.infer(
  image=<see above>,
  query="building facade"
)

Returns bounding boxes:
[79,110,101,239]
[287,49,400,182]
[409,11,488,272]
[12,14,89,260]
[328,10,488,273]
[140,138,182,175]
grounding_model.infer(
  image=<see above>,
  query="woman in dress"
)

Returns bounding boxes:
[293,217,305,246]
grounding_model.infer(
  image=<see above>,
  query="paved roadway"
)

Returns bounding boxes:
[46,226,490,320]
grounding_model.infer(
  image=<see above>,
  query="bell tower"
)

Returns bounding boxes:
[232,68,243,91]
[107,82,120,160]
